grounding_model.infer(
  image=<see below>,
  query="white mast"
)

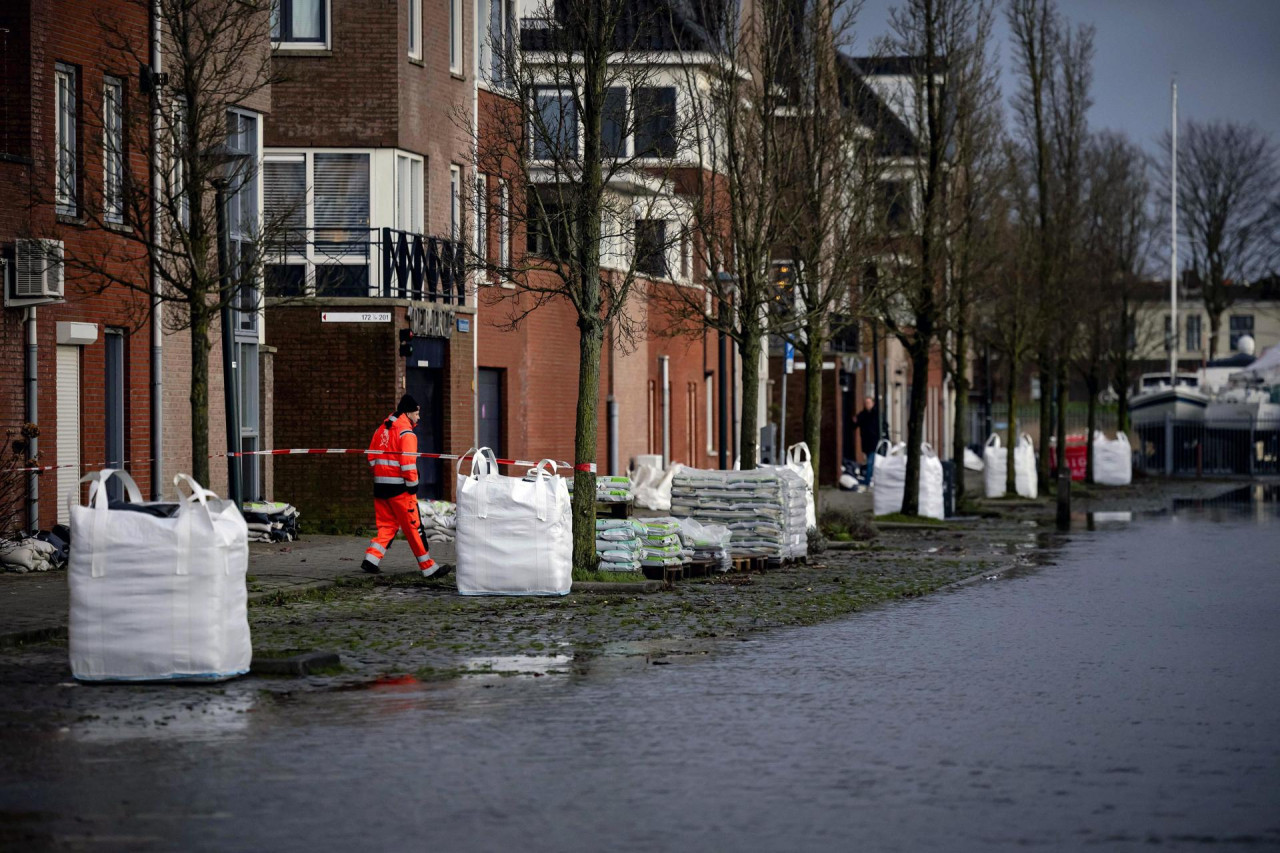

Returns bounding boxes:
[1169,81,1179,383]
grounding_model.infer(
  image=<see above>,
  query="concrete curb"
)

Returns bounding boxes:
[574,581,663,594]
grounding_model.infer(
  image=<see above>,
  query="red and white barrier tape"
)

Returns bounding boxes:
[15,448,586,474]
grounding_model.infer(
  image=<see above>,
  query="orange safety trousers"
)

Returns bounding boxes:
[364,492,431,570]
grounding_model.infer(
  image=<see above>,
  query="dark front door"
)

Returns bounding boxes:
[478,368,503,458]
[406,336,447,500]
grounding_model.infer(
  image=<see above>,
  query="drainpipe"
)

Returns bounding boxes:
[660,355,670,468]
[470,0,480,450]
[717,328,728,470]
[25,306,38,532]
[149,0,164,498]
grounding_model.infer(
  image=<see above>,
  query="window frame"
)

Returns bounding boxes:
[474,173,488,263]
[408,0,422,59]
[634,218,669,279]
[498,179,511,272]
[226,108,262,334]
[1185,313,1202,352]
[531,87,578,162]
[102,75,125,223]
[449,0,463,74]
[170,95,189,227]
[482,0,517,87]
[395,152,424,233]
[1229,314,1255,351]
[272,0,330,49]
[449,164,462,240]
[633,86,677,159]
[55,63,78,216]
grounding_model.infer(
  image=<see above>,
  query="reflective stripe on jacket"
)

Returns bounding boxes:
[369,412,420,498]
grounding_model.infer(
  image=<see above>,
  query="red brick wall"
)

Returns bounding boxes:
[265,300,476,529]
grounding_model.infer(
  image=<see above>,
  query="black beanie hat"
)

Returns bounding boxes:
[397,393,419,414]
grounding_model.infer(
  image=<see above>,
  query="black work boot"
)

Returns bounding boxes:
[360,559,381,574]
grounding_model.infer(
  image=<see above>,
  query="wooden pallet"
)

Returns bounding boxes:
[684,559,717,578]
[596,501,634,519]
[730,556,768,573]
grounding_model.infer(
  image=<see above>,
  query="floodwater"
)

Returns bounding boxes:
[3,489,1280,851]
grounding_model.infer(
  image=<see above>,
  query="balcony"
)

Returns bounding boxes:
[264,228,467,304]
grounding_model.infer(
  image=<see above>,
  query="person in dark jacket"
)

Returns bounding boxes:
[855,397,880,486]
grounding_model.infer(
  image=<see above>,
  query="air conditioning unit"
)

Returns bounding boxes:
[5,239,65,307]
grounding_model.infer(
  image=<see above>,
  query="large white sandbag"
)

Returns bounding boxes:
[786,442,817,528]
[1092,431,1133,486]
[455,450,572,596]
[68,471,251,682]
[631,462,678,510]
[964,447,985,472]
[872,441,945,520]
[1015,433,1038,499]
[983,434,1006,498]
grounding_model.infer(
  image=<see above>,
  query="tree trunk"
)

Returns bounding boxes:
[1085,371,1099,483]
[737,326,762,471]
[901,340,930,516]
[801,328,825,513]
[1037,362,1052,483]
[189,309,211,487]
[1207,309,1222,362]
[1006,354,1018,495]
[951,324,969,505]
[571,322,604,572]
[1116,379,1130,434]
[1055,361,1070,529]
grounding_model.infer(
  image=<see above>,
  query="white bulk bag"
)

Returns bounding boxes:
[963,447,985,472]
[1014,433,1038,499]
[456,449,572,596]
[1092,431,1133,486]
[786,442,817,528]
[871,441,943,519]
[68,471,251,682]
[918,444,946,520]
[983,434,1007,498]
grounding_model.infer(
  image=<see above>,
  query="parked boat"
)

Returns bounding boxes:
[1129,373,1210,425]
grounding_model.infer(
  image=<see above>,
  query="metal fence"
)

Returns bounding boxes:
[965,403,1120,447]
[1132,417,1280,477]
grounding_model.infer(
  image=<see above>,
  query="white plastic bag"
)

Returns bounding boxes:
[1014,433,1038,499]
[631,462,678,511]
[964,447,985,472]
[786,442,817,529]
[1092,431,1133,486]
[983,434,1006,498]
[68,470,251,682]
[872,441,944,520]
[455,449,572,596]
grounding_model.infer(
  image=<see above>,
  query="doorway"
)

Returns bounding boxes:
[405,336,446,500]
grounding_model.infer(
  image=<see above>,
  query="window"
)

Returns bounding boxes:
[1186,314,1202,352]
[528,187,569,260]
[478,368,503,456]
[395,153,423,233]
[449,164,461,239]
[449,0,462,74]
[238,342,260,501]
[498,179,510,268]
[635,219,668,278]
[272,0,327,46]
[705,372,716,454]
[484,0,517,85]
[602,87,628,158]
[227,110,260,332]
[1164,314,1173,351]
[104,330,125,501]
[55,63,77,216]
[474,175,488,261]
[103,76,124,223]
[170,96,189,227]
[408,0,421,59]
[634,87,676,158]
[265,150,371,297]
[533,88,577,160]
[878,180,910,232]
[1230,314,1254,350]
[680,232,691,280]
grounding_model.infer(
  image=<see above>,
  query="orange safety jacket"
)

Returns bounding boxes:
[368,412,421,499]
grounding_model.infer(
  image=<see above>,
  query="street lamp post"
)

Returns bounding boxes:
[211,146,248,508]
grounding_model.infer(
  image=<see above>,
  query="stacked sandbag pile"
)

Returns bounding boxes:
[0,536,63,573]
[418,499,457,545]
[677,517,731,572]
[241,501,301,543]
[565,474,633,503]
[596,518,645,571]
[670,468,787,558]
[767,467,809,559]
[640,517,685,570]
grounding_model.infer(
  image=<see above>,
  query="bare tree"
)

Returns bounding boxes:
[868,0,989,515]
[772,1,880,505]
[1166,120,1279,359]
[664,0,795,471]
[470,0,691,570]
[35,0,279,486]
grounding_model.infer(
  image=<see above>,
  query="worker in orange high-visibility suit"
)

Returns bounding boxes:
[361,394,450,579]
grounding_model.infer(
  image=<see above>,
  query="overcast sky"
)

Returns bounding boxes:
[851,0,1280,154]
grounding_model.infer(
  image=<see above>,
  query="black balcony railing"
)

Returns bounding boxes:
[264,227,466,304]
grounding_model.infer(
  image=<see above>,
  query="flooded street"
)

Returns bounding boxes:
[3,490,1280,851]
